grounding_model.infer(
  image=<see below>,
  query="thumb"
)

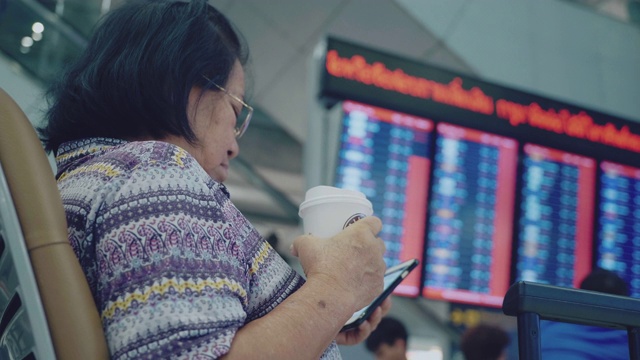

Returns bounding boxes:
[291,233,321,258]
[289,243,298,257]
[290,234,310,257]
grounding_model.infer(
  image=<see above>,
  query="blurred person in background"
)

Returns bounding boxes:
[459,323,510,360]
[541,267,630,360]
[38,0,389,358]
[365,316,409,360]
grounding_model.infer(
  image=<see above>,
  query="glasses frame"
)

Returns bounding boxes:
[202,75,253,138]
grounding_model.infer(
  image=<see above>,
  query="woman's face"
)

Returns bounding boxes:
[164,62,245,182]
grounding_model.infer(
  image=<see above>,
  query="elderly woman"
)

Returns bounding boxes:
[39,0,387,359]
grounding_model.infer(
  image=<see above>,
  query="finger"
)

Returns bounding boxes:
[380,297,392,315]
[356,317,373,339]
[367,306,383,331]
[341,330,360,346]
[290,235,309,257]
[376,236,387,255]
[334,331,347,345]
[289,243,297,257]
[356,216,382,235]
[291,233,323,257]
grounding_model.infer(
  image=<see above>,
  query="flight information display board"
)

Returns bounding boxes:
[597,161,640,297]
[422,123,518,307]
[515,144,595,288]
[317,37,640,305]
[334,101,432,297]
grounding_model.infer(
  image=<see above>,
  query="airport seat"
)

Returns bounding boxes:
[0,88,109,359]
[503,280,640,360]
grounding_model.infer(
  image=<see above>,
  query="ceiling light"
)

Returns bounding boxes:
[32,22,44,34]
[21,36,34,48]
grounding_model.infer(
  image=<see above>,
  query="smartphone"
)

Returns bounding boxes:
[341,258,419,332]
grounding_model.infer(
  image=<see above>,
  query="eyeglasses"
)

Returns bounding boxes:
[202,75,253,138]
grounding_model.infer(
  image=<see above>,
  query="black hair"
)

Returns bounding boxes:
[580,267,629,296]
[365,317,408,353]
[460,324,510,360]
[39,0,249,154]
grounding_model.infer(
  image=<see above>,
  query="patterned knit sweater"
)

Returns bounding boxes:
[55,138,341,359]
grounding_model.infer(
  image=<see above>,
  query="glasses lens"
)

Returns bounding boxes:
[236,105,252,138]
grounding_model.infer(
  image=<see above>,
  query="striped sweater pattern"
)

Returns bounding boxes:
[55,138,340,359]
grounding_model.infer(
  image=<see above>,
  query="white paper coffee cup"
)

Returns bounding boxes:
[299,185,373,238]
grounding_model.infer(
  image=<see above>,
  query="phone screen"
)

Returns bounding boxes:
[341,259,418,331]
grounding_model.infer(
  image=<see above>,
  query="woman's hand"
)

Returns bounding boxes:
[335,297,392,345]
[291,216,387,311]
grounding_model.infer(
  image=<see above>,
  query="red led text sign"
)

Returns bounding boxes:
[321,38,640,155]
